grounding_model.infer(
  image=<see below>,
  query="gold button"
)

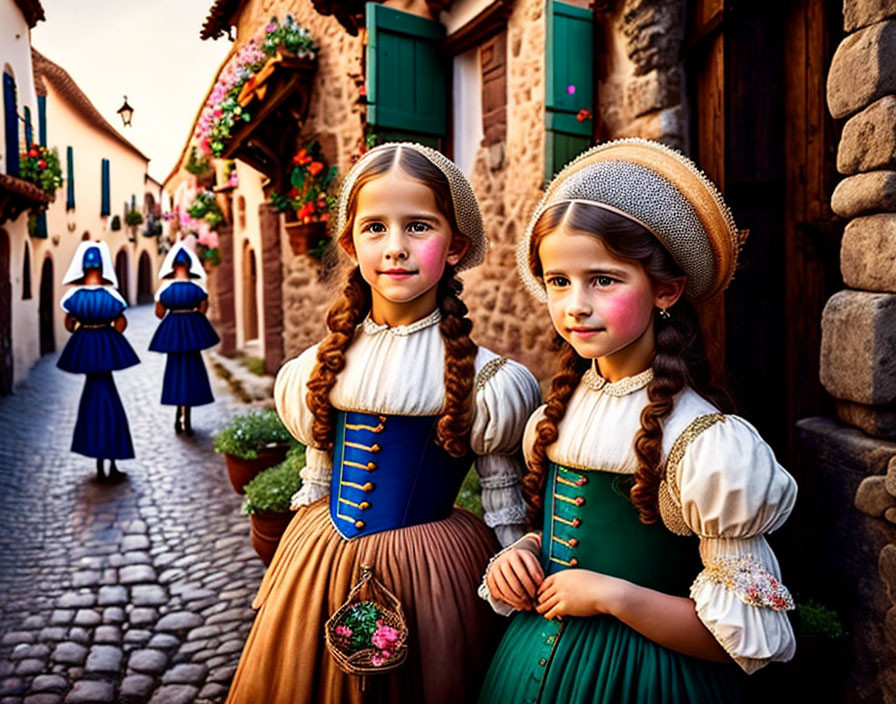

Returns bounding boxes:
[569,557,579,567]
[378,415,387,422]
[538,658,546,666]
[568,538,579,547]
[371,444,381,453]
[572,517,581,527]
[574,497,585,507]
[354,520,365,530]
[359,501,371,511]
[373,425,384,433]
[576,476,588,486]
[367,462,377,471]
[362,482,375,492]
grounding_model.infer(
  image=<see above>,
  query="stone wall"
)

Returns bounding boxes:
[805,1,896,700]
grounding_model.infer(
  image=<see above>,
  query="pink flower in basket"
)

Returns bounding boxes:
[371,624,400,651]
[335,625,352,638]
[371,654,384,667]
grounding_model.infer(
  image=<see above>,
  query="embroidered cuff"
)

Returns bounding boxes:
[692,555,794,612]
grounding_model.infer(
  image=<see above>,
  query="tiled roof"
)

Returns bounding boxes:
[31,49,150,163]
[14,0,45,28]
[200,0,242,40]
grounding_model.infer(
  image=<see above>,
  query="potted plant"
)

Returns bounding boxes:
[213,409,295,493]
[20,144,63,206]
[242,444,305,564]
[271,141,337,257]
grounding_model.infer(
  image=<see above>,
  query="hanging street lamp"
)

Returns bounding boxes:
[117,96,134,127]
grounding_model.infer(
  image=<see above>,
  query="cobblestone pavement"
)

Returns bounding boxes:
[0,305,267,704]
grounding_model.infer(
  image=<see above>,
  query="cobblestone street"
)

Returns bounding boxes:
[0,305,266,703]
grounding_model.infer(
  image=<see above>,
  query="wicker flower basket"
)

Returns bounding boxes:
[324,565,408,676]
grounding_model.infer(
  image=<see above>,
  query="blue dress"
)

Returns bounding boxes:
[148,281,219,406]
[57,287,139,460]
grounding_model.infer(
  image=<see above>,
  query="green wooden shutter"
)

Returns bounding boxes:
[66,146,74,211]
[37,95,46,147]
[366,3,447,141]
[545,0,594,180]
[101,159,110,216]
[23,106,32,146]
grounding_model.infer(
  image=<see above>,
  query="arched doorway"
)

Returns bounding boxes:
[115,249,129,304]
[38,256,54,355]
[137,250,153,304]
[242,241,258,342]
[0,230,12,394]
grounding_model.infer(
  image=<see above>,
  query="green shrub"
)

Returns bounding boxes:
[125,209,144,226]
[242,444,305,514]
[456,466,483,518]
[795,600,846,640]
[245,356,267,376]
[213,409,295,459]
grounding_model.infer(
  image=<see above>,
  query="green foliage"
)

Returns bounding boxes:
[125,209,144,227]
[263,14,316,57]
[242,444,305,514]
[245,356,267,376]
[110,215,121,231]
[196,243,220,267]
[795,600,846,640]
[20,144,63,198]
[185,148,212,176]
[271,140,338,227]
[187,190,225,231]
[343,602,382,651]
[213,409,295,459]
[455,466,483,518]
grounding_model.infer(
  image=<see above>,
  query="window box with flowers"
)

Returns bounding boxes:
[271,141,337,258]
[20,144,62,208]
[180,190,226,267]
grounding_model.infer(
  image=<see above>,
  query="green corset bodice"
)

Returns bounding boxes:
[542,462,699,596]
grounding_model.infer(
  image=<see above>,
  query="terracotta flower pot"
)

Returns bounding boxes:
[250,510,295,565]
[285,220,327,255]
[224,444,289,494]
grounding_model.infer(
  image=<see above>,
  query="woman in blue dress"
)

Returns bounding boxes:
[58,241,139,481]
[149,242,219,435]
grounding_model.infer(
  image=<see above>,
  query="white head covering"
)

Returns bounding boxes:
[158,240,207,281]
[62,241,119,287]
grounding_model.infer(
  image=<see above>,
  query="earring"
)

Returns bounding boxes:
[658,308,671,321]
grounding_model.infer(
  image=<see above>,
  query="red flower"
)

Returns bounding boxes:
[308,161,324,176]
[28,148,39,158]
[292,148,312,166]
[38,160,46,169]
[297,202,315,220]
[576,109,592,122]
[288,187,299,198]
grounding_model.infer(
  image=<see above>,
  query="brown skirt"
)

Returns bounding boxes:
[226,498,503,704]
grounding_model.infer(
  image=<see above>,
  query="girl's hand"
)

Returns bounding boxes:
[486,544,545,611]
[535,569,628,621]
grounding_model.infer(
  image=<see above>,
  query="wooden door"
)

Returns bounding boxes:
[137,250,153,304]
[115,250,129,304]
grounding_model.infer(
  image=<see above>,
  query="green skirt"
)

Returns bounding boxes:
[478,610,745,704]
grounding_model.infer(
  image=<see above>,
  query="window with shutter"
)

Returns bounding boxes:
[101,159,110,216]
[37,96,46,147]
[4,72,19,176]
[366,3,448,146]
[481,31,507,147]
[66,147,74,211]
[545,0,594,180]
[23,106,32,147]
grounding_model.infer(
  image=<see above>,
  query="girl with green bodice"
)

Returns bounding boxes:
[477,140,798,703]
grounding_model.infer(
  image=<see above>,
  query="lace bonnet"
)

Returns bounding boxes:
[518,138,746,302]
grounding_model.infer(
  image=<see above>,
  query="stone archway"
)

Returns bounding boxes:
[137,250,153,304]
[242,240,259,342]
[115,249,129,304]
[0,229,12,394]
[38,256,54,355]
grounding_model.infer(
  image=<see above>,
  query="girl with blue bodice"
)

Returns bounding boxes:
[57,241,139,482]
[226,143,541,704]
[148,243,219,435]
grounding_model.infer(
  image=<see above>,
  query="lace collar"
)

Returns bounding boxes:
[361,309,442,337]
[582,364,654,397]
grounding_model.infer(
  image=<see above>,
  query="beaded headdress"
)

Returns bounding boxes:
[335,142,487,272]
[518,138,747,302]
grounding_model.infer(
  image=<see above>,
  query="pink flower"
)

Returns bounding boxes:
[371,655,384,667]
[380,650,392,659]
[371,625,399,650]
[335,625,352,637]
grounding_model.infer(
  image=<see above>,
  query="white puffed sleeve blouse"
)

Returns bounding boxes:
[273,310,541,546]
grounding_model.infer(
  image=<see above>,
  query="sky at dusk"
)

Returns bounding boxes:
[31,0,232,183]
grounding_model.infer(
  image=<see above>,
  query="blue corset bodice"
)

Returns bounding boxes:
[329,411,473,539]
[63,288,125,324]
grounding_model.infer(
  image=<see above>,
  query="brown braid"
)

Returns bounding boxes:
[523,337,588,527]
[306,266,370,450]
[525,200,732,527]
[436,266,478,457]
